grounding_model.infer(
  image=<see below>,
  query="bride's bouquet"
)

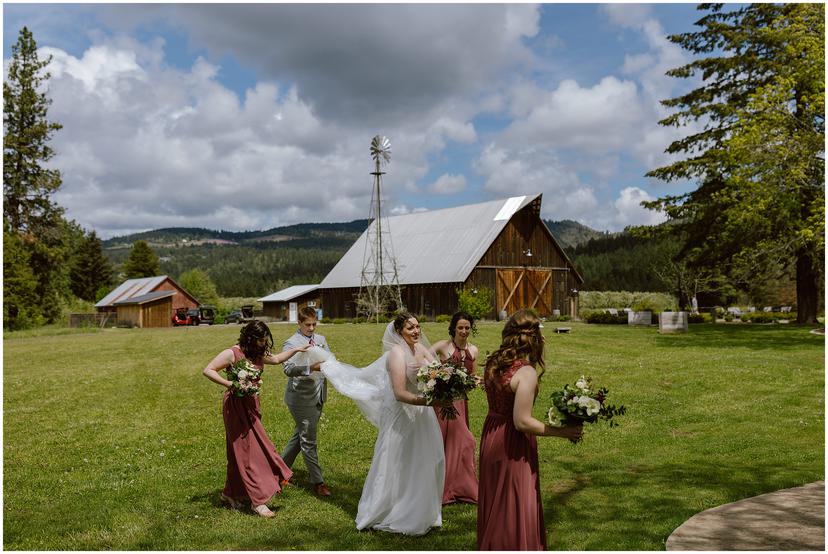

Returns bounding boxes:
[547,375,626,429]
[226,358,263,397]
[416,360,479,420]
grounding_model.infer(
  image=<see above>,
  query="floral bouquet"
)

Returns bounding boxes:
[547,375,626,429]
[416,360,479,420]
[225,358,263,397]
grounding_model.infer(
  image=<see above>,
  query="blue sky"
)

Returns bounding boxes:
[4,3,705,238]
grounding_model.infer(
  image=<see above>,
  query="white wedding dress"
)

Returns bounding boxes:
[320,324,444,535]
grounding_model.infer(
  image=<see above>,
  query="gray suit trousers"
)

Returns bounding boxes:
[281,401,323,484]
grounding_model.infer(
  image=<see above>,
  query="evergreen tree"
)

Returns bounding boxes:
[4,26,63,235]
[646,4,824,323]
[70,230,114,301]
[3,225,40,329]
[123,240,161,278]
[3,27,72,326]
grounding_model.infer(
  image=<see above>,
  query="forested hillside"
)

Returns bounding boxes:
[543,219,607,249]
[103,221,370,296]
[568,232,673,292]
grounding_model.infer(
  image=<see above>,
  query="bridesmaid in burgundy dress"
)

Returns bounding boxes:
[477,309,583,550]
[202,321,311,518]
[430,311,480,505]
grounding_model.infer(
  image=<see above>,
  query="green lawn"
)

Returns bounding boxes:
[4,321,824,550]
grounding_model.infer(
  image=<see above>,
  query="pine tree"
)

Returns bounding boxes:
[123,240,161,278]
[3,27,72,326]
[646,4,824,323]
[3,225,40,329]
[4,26,63,235]
[70,231,114,301]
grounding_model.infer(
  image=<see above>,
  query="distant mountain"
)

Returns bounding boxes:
[543,219,608,250]
[103,219,372,249]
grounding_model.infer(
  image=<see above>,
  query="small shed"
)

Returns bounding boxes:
[259,285,320,322]
[316,194,584,319]
[95,275,199,328]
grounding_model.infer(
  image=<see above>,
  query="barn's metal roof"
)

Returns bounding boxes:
[113,290,175,305]
[258,285,320,303]
[95,276,169,308]
[319,194,541,289]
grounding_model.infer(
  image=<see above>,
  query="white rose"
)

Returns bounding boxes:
[427,379,437,389]
[577,396,592,408]
[575,378,589,391]
[237,369,249,380]
[585,398,602,416]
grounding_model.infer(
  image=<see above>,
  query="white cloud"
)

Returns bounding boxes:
[610,186,666,229]
[473,143,597,221]
[503,77,647,152]
[600,4,653,28]
[428,173,467,195]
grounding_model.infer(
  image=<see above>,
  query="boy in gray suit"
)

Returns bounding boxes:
[281,306,331,497]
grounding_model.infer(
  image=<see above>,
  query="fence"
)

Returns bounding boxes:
[68,312,120,328]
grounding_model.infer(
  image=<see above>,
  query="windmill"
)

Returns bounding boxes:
[357,135,403,322]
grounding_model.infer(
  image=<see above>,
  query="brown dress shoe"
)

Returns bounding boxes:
[314,482,331,497]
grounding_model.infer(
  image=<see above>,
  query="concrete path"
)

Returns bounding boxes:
[666,481,824,550]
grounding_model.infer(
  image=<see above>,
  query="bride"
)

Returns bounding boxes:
[318,312,445,535]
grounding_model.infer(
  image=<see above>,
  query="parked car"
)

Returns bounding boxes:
[186,308,201,325]
[198,305,216,325]
[172,307,191,326]
[224,309,243,324]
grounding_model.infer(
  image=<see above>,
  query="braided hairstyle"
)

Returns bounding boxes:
[238,320,273,363]
[484,309,545,381]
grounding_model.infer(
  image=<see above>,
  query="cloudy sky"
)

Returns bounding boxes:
[4,3,703,239]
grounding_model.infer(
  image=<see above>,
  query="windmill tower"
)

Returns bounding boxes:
[357,135,403,322]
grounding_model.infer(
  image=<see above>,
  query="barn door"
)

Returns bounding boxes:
[496,269,553,317]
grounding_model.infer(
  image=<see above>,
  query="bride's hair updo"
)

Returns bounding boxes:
[392,312,418,334]
[238,320,273,362]
[485,309,545,380]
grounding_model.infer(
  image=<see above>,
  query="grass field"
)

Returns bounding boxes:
[4,321,824,550]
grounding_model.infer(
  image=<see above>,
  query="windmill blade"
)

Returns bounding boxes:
[370,135,392,164]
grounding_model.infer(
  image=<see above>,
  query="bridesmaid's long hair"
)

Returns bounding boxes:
[484,309,545,380]
[238,321,273,363]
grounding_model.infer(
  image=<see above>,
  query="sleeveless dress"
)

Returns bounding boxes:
[351,352,445,535]
[222,345,293,505]
[477,359,546,550]
[433,343,479,504]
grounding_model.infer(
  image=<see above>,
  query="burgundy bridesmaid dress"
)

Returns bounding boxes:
[222,346,293,506]
[477,359,546,550]
[433,344,479,505]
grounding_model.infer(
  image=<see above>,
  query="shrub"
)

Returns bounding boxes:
[456,286,494,320]
[740,312,797,323]
[688,313,706,324]
[582,310,628,324]
[435,314,451,323]
[580,291,677,312]
[547,314,571,322]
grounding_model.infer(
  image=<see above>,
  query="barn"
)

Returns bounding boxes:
[95,275,199,327]
[259,284,321,322]
[311,194,583,320]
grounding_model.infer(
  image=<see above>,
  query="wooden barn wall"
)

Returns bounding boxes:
[263,293,321,320]
[116,305,141,327]
[477,205,570,269]
[156,279,198,312]
[143,298,173,327]
[319,284,459,319]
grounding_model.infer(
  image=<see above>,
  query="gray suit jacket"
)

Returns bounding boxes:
[283,331,329,407]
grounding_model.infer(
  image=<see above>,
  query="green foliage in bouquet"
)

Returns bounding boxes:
[548,376,626,428]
